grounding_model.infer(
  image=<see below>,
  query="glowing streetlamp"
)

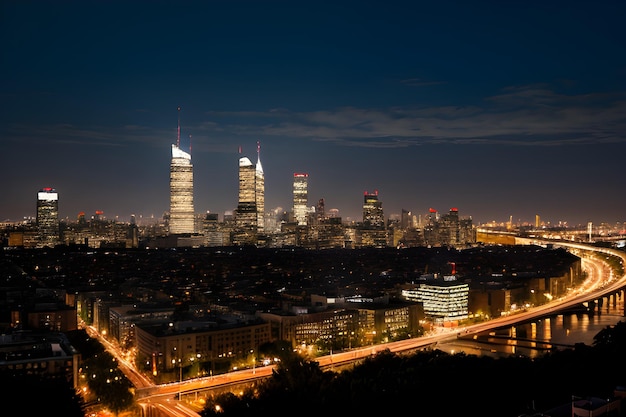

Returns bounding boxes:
[172,358,182,400]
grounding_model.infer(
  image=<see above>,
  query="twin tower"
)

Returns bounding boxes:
[168,109,268,237]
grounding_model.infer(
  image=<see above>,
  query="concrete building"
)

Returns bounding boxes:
[36,187,59,247]
[134,318,271,373]
[169,108,195,235]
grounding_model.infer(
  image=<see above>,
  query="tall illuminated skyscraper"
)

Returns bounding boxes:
[362,190,384,228]
[169,107,195,235]
[237,156,256,228]
[255,142,265,232]
[236,142,264,232]
[36,187,59,246]
[293,173,308,226]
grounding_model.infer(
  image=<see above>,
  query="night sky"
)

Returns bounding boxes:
[2,1,625,226]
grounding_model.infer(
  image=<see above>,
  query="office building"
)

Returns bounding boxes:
[422,207,475,247]
[36,187,59,246]
[439,207,460,245]
[316,198,326,223]
[293,173,308,226]
[401,209,413,230]
[236,142,265,233]
[362,190,384,228]
[169,108,195,235]
[359,191,387,248]
[401,274,469,324]
[255,142,265,232]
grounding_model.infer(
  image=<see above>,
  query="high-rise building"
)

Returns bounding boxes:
[427,208,439,223]
[36,187,59,246]
[401,209,412,230]
[255,142,265,232]
[237,157,257,228]
[360,190,386,248]
[236,142,265,232]
[315,198,327,224]
[169,107,195,235]
[439,208,460,245]
[362,190,384,228]
[293,173,308,226]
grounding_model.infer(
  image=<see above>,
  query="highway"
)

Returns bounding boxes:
[94,239,626,416]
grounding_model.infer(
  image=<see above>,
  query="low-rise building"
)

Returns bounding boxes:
[401,274,469,325]
[134,317,271,374]
[0,331,80,388]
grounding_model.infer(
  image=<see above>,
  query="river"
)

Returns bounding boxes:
[439,295,626,358]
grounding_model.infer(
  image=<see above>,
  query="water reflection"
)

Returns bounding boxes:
[440,293,625,358]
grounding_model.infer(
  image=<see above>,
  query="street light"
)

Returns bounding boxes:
[178,360,182,401]
[172,358,182,401]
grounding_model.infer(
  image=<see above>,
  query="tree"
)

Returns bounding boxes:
[198,320,626,416]
[3,373,84,416]
[84,351,135,416]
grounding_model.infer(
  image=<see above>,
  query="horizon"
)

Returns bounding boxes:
[6,183,624,229]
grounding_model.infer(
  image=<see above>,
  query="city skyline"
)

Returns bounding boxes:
[2,1,625,226]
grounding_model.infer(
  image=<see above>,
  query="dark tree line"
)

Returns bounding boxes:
[2,372,85,416]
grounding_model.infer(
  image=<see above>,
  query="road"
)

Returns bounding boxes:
[94,239,626,416]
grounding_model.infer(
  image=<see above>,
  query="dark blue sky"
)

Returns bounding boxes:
[2,0,625,226]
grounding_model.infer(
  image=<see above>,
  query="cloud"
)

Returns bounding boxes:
[3,123,171,149]
[3,85,625,150]
[200,85,626,147]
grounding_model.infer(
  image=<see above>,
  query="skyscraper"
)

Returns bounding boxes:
[293,173,308,226]
[169,107,195,235]
[362,190,384,228]
[36,187,59,246]
[236,142,265,233]
[237,156,257,228]
[255,142,265,232]
[316,198,326,222]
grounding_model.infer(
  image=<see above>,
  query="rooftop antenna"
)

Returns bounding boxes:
[189,134,192,155]
[257,140,260,160]
[177,106,181,148]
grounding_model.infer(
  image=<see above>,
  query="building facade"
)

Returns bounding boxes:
[36,187,60,247]
[169,144,195,234]
[293,173,309,226]
[362,190,384,228]
[169,109,195,235]
[255,143,265,232]
[0,332,80,388]
[235,142,265,242]
[402,275,469,325]
[135,319,271,373]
